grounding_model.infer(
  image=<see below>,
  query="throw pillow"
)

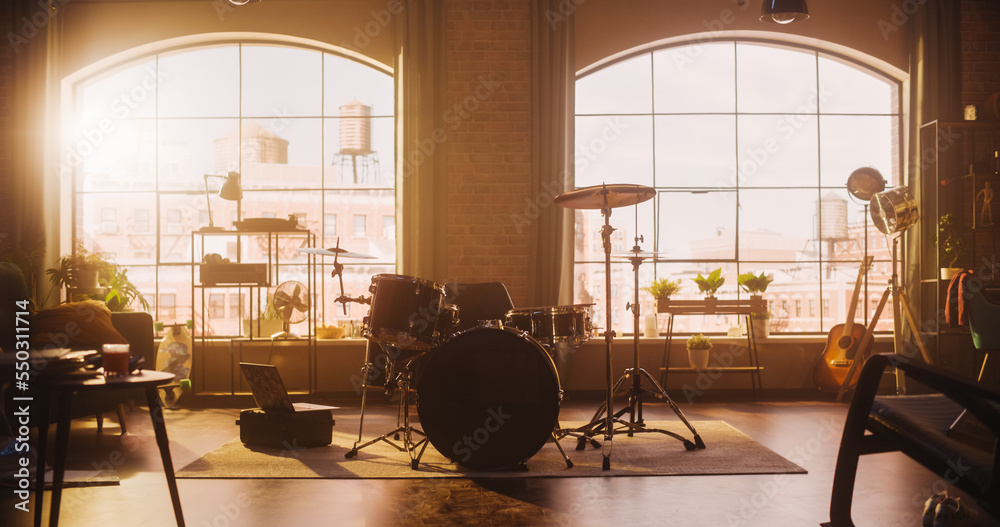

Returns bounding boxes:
[32,300,128,350]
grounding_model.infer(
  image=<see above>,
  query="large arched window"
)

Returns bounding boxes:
[573,40,901,335]
[69,42,394,334]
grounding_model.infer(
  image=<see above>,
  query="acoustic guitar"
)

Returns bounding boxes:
[814,256,874,390]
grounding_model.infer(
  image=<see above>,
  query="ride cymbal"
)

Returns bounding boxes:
[554,183,655,210]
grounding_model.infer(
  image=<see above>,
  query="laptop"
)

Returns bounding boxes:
[239,362,339,414]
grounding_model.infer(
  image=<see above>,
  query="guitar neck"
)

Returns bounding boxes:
[842,257,873,334]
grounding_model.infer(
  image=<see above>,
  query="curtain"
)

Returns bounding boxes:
[4,0,62,304]
[394,1,448,283]
[905,0,962,360]
[527,0,575,306]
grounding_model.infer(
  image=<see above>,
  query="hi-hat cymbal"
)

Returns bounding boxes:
[554,183,655,210]
[613,251,670,261]
[297,247,377,259]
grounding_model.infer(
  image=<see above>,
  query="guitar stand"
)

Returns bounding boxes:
[345,341,429,470]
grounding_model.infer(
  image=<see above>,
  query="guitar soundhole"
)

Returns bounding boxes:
[837,335,853,350]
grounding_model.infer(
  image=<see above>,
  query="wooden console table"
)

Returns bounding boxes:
[658,298,767,400]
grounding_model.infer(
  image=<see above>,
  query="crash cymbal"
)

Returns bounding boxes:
[296,247,377,259]
[554,183,655,210]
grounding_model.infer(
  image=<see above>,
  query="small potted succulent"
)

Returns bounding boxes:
[692,268,725,299]
[686,333,712,369]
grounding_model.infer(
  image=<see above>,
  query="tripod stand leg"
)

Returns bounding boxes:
[635,368,704,449]
[347,341,376,457]
[550,430,573,468]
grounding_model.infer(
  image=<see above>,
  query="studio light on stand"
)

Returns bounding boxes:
[200,171,243,232]
[835,168,933,401]
[760,0,810,24]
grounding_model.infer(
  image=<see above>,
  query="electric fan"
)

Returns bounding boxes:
[270,280,310,339]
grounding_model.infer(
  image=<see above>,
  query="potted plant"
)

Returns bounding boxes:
[938,214,968,279]
[738,271,773,298]
[686,333,712,369]
[692,268,725,299]
[243,294,284,338]
[750,310,772,338]
[46,244,149,311]
[644,277,681,316]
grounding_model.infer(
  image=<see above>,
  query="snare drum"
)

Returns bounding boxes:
[362,274,459,350]
[416,325,561,470]
[504,304,594,346]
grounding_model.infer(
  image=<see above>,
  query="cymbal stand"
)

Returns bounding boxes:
[345,340,429,470]
[559,185,617,469]
[596,238,701,449]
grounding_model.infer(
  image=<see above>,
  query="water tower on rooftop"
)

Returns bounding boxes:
[334,99,381,185]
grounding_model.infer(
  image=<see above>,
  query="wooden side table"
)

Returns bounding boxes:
[34,370,185,527]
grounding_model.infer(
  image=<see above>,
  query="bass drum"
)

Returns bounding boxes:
[416,326,561,470]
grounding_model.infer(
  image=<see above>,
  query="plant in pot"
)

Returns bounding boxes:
[46,244,149,311]
[938,214,968,280]
[641,277,681,337]
[692,268,725,299]
[243,294,284,338]
[686,333,712,369]
[750,309,772,338]
[737,271,773,298]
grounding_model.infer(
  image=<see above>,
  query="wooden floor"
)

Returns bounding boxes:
[3,394,997,527]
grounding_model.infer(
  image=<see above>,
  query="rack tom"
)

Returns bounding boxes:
[362,274,459,350]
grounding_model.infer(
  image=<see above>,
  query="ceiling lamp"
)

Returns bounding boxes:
[760,0,810,24]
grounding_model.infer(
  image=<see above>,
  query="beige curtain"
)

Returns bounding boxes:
[905,0,961,358]
[4,0,62,303]
[527,0,575,306]
[395,1,449,283]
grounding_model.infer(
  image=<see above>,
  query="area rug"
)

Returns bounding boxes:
[176,421,805,479]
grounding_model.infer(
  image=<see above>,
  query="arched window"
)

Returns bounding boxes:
[68,42,394,334]
[574,40,901,335]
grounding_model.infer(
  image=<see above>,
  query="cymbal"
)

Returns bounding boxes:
[613,251,670,261]
[554,183,655,210]
[296,247,377,259]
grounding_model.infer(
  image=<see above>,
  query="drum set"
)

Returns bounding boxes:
[314,183,702,471]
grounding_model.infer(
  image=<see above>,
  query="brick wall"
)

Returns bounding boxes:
[444,0,533,304]
[960,0,1000,110]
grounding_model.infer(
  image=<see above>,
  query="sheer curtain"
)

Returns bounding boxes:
[6,0,62,304]
[528,0,575,306]
[394,1,449,282]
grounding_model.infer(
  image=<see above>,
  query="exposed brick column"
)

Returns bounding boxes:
[444,0,533,305]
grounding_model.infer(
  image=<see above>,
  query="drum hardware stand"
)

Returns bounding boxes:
[585,235,702,450]
[560,185,617,470]
[345,340,429,470]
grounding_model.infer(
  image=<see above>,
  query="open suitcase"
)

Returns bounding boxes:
[237,408,335,449]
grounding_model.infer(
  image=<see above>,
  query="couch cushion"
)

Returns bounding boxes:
[31,300,128,350]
